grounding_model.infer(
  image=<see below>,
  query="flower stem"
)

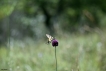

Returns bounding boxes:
[55,47,57,71]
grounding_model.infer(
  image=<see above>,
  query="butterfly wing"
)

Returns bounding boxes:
[46,34,54,43]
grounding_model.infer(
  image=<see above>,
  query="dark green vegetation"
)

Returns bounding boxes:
[0,0,106,43]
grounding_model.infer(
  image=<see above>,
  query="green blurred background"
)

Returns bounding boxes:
[0,0,106,71]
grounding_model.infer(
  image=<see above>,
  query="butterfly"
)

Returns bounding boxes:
[46,34,54,44]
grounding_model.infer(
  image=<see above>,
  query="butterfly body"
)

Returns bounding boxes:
[46,34,54,44]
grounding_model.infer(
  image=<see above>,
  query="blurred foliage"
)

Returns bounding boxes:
[0,31,106,71]
[0,0,106,70]
[0,0,16,19]
[0,0,106,42]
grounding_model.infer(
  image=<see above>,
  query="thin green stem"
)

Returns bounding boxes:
[55,47,57,71]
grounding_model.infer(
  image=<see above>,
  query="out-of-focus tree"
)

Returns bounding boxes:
[0,0,106,44]
[22,0,106,33]
[0,0,16,45]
